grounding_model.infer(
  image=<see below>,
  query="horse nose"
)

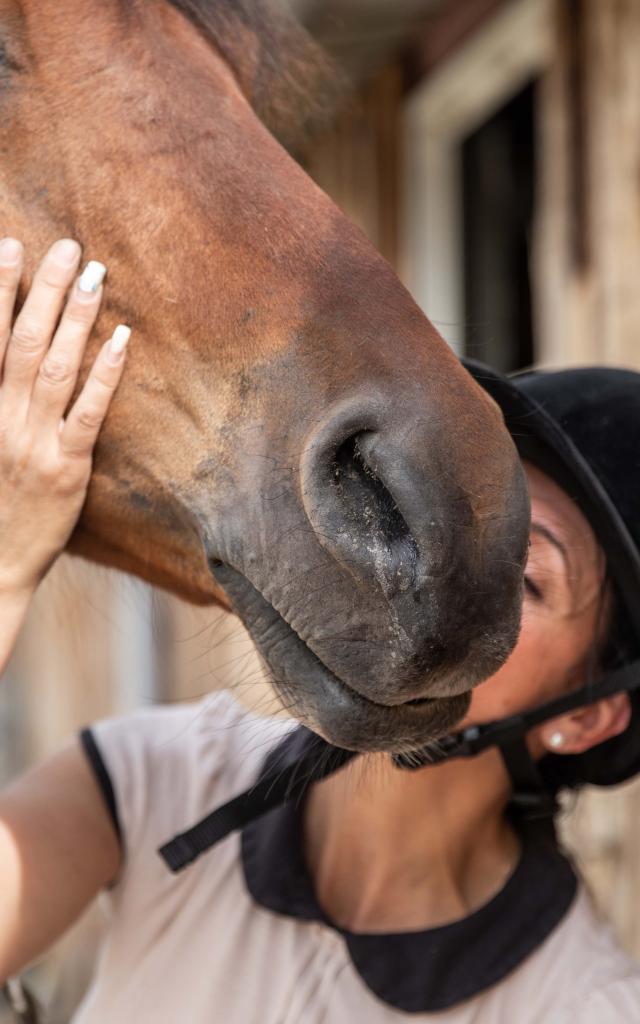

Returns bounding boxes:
[299,398,528,704]
[300,404,451,598]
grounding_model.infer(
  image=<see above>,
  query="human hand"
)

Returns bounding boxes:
[0,237,130,601]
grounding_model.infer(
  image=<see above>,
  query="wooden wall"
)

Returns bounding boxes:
[300,65,402,268]
[534,0,640,368]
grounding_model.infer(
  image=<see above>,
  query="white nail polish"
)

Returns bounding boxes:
[109,324,131,355]
[549,732,564,749]
[78,260,107,293]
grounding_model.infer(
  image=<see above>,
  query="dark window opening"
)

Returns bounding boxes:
[462,83,535,372]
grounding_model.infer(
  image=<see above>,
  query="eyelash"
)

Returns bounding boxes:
[524,575,543,601]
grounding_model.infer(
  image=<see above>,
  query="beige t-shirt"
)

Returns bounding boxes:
[75,692,640,1023]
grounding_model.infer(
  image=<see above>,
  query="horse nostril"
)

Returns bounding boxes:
[333,433,411,548]
[327,431,420,591]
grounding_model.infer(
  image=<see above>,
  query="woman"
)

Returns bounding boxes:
[1,238,640,1022]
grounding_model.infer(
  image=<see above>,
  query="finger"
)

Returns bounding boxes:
[60,326,130,458]
[2,238,82,404]
[0,238,24,373]
[29,265,107,428]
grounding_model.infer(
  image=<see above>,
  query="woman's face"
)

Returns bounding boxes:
[464,461,607,727]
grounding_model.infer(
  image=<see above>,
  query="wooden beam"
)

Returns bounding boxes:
[405,0,509,89]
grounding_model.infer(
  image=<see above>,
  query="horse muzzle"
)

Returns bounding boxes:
[210,562,472,752]
[199,381,530,752]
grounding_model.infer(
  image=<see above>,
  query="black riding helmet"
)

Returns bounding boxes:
[159,360,640,873]
[463,359,640,793]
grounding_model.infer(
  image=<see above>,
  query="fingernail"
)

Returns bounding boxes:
[51,238,81,266]
[0,237,22,266]
[107,324,131,364]
[78,260,107,293]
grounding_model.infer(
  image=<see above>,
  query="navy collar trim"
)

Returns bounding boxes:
[241,727,578,1013]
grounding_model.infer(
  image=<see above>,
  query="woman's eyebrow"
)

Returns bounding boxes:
[530,522,570,572]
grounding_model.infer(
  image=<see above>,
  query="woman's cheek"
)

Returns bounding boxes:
[465,614,556,723]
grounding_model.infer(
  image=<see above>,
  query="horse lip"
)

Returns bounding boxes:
[209,561,470,751]
[209,560,418,711]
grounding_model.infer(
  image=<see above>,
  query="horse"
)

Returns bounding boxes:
[0,0,530,753]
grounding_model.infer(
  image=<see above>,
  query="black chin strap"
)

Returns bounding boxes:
[499,736,558,826]
[394,656,640,769]
[159,742,357,873]
[159,658,640,873]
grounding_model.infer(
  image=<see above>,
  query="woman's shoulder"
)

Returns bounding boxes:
[84,690,293,854]
[520,886,640,1022]
[91,689,291,771]
[552,974,640,1023]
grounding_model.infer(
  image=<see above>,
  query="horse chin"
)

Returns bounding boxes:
[210,562,471,753]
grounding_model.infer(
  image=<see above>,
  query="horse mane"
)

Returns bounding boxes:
[165,0,340,147]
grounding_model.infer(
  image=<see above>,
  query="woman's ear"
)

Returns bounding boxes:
[538,692,632,756]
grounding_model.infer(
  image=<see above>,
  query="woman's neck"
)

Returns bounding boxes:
[303,749,519,933]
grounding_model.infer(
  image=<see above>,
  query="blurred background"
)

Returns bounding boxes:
[3,0,640,1018]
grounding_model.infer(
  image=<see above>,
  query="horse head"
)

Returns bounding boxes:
[0,0,530,751]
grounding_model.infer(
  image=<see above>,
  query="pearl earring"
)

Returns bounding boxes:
[549,732,565,750]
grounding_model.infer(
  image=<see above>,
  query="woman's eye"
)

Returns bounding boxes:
[524,575,544,601]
